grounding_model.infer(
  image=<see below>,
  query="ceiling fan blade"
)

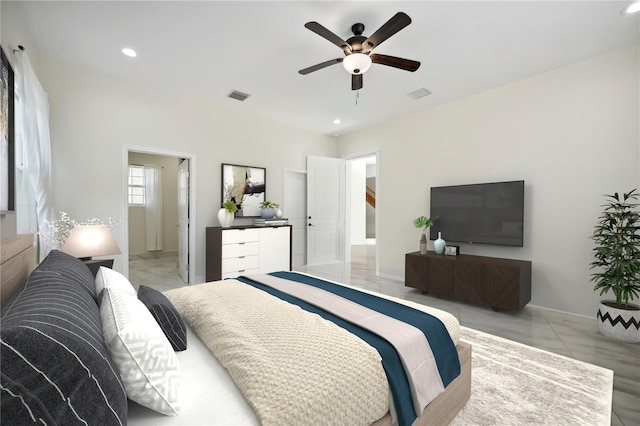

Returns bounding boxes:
[305,22,352,54]
[299,58,343,75]
[352,74,363,91]
[371,54,420,72]
[362,12,412,53]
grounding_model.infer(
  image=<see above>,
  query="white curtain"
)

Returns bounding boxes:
[144,166,163,251]
[14,51,54,261]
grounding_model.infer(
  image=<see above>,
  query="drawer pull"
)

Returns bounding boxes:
[238,269,245,272]
[239,242,245,245]
[238,256,245,259]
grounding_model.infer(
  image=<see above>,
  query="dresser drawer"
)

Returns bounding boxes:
[222,229,260,244]
[222,241,260,259]
[222,268,260,279]
[221,255,260,274]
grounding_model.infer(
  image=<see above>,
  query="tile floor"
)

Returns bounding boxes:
[128,246,640,426]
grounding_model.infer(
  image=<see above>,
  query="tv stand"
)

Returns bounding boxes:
[405,251,531,311]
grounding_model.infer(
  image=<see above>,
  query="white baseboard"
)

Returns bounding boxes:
[530,296,597,319]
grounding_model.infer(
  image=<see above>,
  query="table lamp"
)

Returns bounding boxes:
[62,224,121,276]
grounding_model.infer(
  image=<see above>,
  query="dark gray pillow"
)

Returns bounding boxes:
[32,249,97,302]
[0,252,127,425]
[138,285,187,351]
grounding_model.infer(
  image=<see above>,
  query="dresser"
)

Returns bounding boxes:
[206,225,292,281]
[405,251,531,311]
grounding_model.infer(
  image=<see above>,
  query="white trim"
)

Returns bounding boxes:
[122,145,196,284]
[283,168,307,267]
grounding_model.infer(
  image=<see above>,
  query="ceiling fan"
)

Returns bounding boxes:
[299,12,421,91]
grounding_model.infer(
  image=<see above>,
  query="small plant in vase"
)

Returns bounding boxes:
[259,201,280,219]
[218,200,237,228]
[590,189,640,343]
[413,215,438,255]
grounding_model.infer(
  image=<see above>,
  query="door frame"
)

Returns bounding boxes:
[283,168,307,268]
[122,145,197,283]
[343,149,380,276]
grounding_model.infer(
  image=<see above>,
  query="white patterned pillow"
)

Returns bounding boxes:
[100,287,181,415]
[95,266,137,300]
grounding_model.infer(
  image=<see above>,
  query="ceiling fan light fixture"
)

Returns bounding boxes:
[343,53,372,75]
[621,1,640,14]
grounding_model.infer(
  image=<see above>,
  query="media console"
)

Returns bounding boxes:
[405,251,531,311]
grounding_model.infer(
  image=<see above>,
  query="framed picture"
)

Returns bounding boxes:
[0,46,15,213]
[444,245,460,256]
[221,163,265,217]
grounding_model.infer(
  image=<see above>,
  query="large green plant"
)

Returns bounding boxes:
[590,189,640,308]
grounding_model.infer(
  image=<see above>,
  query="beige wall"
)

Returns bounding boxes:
[127,152,180,255]
[337,45,640,316]
[35,57,335,282]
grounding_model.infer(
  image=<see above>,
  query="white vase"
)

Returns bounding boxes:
[275,208,283,219]
[434,231,446,254]
[217,208,234,228]
[597,301,640,343]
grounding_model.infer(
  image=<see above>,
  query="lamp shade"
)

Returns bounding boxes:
[62,225,121,259]
[342,53,372,75]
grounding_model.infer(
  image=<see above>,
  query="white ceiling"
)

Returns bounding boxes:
[13,1,640,136]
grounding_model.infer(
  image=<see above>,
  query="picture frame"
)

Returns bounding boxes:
[221,163,266,217]
[0,45,15,213]
[444,245,460,256]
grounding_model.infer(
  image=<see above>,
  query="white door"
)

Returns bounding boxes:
[306,156,346,266]
[284,169,307,268]
[177,159,189,283]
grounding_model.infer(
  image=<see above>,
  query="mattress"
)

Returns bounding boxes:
[128,274,461,425]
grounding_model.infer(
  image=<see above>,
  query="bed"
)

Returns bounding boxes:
[0,236,471,425]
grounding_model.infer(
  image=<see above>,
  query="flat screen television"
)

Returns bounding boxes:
[429,180,524,247]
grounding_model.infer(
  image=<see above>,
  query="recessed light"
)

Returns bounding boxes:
[122,48,137,58]
[333,119,341,124]
[621,1,640,14]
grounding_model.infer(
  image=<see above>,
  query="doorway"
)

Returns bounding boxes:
[123,146,196,290]
[298,152,380,275]
[347,154,378,275]
[283,169,307,268]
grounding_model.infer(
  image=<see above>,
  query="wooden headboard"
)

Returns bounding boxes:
[0,234,35,306]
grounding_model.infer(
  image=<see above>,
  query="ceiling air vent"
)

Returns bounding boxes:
[228,90,250,102]
[407,88,432,100]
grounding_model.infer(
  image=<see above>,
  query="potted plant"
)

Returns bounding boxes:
[590,189,640,343]
[218,200,238,228]
[413,215,438,255]
[259,200,280,219]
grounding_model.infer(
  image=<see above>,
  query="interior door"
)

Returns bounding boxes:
[177,159,189,283]
[306,156,346,266]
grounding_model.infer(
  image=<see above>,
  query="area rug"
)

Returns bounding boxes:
[451,327,613,425]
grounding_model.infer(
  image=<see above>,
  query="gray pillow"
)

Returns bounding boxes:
[138,285,187,351]
[0,250,127,425]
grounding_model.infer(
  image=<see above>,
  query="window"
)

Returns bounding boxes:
[128,165,145,205]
